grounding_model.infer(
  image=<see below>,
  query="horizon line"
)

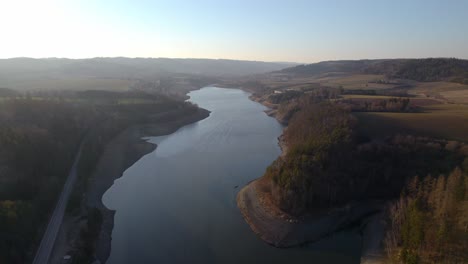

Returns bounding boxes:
[1,56,466,65]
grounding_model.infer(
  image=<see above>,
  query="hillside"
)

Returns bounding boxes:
[237,57,468,263]
[0,57,295,81]
[279,60,378,75]
[0,91,207,263]
[279,58,468,84]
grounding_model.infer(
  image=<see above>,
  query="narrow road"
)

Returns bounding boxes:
[32,142,84,264]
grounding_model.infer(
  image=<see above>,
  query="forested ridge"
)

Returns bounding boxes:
[365,58,468,83]
[280,58,468,84]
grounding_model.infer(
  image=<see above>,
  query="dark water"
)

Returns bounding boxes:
[103,87,361,264]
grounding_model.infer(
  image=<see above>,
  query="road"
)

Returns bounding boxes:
[32,142,84,264]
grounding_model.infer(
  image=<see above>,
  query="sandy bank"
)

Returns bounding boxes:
[85,108,210,263]
[237,177,384,248]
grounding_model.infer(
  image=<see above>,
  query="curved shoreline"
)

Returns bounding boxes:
[86,108,210,263]
[237,177,384,248]
[240,89,387,263]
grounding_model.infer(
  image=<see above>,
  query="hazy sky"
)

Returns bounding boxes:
[2,0,468,63]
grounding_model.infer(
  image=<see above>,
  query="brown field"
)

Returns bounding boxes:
[339,79,468,104]
[440,89,468,104]
[411,81,468,93]
[263,73,468,106]
[261,74,397,91]
[409,81,468,102]
[255,72,468,143]
[408,98,444,106]
[355,104,468,142]
[319,74,397,90]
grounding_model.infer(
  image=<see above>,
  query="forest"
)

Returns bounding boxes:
[365,58,468,84]
[385,166,468,263]
[0,92,201,263]
[339,97,413,112]
[260,87,468,262]
[266,101,464,214]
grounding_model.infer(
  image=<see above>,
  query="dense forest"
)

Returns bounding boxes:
[266,102,464,214]
[0,92,201,263]
[365,58,468,84]
[385,166,468,263]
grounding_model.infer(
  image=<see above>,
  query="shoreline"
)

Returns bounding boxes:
[237,177,384,248]
[238,92,387,263]
[86,108,210,263]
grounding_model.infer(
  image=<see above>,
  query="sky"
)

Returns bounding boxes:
[1,0,468,63]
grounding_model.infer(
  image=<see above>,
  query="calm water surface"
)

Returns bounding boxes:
[103,87,361,264]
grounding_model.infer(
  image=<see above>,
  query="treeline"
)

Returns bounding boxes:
[343,88,410,97]
[340,97,413,112]
[385,164,468,263]
[0,92,202,263]
[265,102,464,215]
[279,60,372,75]
[271,86,342,124]
[391,58,468,83]
[268,87,341,105]
[268,90,303,104]
[365,58,468,84]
